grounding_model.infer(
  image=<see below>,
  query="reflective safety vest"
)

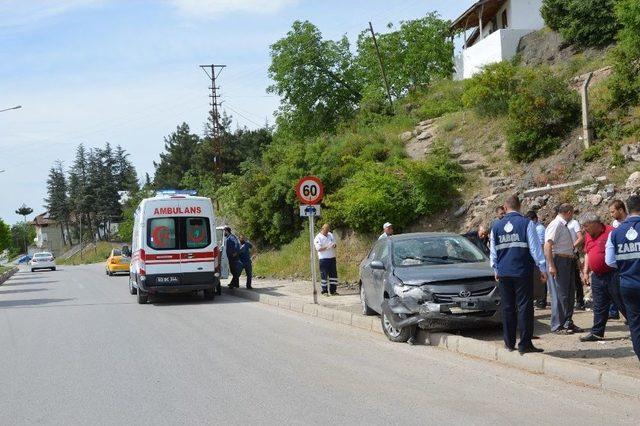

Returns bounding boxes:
[611,216,640,289]
[492,212,534,278]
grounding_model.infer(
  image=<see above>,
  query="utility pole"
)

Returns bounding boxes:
[368,22,393,111]
[199,65,226,180]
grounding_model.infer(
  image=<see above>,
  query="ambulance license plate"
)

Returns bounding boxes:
[156,276,180,285]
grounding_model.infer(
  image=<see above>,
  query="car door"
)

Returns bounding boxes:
[180,217,215,283]
[360,243,379,307]
[371,240,390,310]
[216,227,229,279]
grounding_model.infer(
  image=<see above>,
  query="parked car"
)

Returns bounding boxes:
[29,252,56,272]
[106,248,130,276]
[359,232,501,342]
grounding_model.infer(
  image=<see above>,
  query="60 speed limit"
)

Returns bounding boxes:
[295,176,324,205]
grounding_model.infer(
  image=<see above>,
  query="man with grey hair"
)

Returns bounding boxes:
[580,213,626,341]
[545,203,584,334]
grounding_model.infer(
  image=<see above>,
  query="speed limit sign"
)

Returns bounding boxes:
[295,176,324,205]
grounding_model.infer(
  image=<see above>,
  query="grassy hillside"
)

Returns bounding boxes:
[58,242,123,266]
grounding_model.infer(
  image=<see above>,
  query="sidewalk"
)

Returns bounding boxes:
[224,277,640,397]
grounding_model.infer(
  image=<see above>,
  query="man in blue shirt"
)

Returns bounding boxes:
[490,195,547,355]
[526,210,547,309]
[224,226,241,289]
[605,195,640,361]
[238,235,254,290]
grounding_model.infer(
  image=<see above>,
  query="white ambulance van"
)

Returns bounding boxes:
[129,193,222,304]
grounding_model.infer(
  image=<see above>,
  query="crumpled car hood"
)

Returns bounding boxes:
[393,261,494,285]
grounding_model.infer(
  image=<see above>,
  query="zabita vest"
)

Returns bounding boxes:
[611,216,640,289]
[491,212,535,278]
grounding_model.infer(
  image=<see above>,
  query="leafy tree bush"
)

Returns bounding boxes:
[462,62,520,117]
[0,219,11,253]
[324,150,462,233]
[541,0,619,48]
[412,79,464,120]
[356,13,454,111]
[609,0,640,108]
[506,69,580,162]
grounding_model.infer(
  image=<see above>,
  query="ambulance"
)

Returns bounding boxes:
[129,192,223,304]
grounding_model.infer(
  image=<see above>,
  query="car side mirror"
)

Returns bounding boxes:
[370,260,385,270]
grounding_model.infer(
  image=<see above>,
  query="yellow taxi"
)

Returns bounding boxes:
[105,247,130,276]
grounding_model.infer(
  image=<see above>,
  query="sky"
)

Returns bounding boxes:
[0,0,474,225]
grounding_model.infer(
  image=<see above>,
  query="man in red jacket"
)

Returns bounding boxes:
[580,213,627,342]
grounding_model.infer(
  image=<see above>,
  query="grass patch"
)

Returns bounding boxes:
[253,229,373,284]
[0,265,11,274]
[58,241,122,266]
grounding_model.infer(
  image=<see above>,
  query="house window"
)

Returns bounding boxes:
[501,10,508,29]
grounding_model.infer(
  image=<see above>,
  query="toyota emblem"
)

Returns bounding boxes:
[459,290,471,298]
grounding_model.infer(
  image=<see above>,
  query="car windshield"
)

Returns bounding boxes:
[392,235,486,267]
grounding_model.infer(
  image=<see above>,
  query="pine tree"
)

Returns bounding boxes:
[153,123,201,189]
[114,144,139,192]
[44,161,72,245]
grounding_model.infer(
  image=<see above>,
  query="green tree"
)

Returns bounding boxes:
[609,0,640,107]
[14,204,33,253]
[541,0,619,48]
[114,144,139,192]
[10,223,35,256]
[268,20,362,137]
[356,13,454,110]
[0,219,11,253]
[44,161,72,245]
[153,123,201,189]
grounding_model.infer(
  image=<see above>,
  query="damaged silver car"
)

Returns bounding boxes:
[359,232,501,342]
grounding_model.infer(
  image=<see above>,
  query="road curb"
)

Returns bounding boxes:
[0,267,18,285]
[224,287,640,399]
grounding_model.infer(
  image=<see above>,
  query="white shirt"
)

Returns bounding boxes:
[378,232,391,240]
[314,232,336,259]
[567,219,581,242]
[545,215,575,256]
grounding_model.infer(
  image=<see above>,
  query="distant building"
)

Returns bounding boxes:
[451,0,545,80]
[32,212,68,256]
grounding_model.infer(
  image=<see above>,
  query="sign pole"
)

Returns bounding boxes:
[309,211,318,304]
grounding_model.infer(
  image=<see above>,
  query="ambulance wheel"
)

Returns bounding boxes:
[204,289,215,300]
[129,277,137,295]
[137,289,148,304]
[215,280,222,295]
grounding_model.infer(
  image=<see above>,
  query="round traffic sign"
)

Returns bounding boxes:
[295,176,324,205]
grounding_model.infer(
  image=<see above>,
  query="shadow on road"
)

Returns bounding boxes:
[546,347,636,360]
[150,293,247,306]
[2,280,59,287]
[0,288,47,295]
[0,298,74,308]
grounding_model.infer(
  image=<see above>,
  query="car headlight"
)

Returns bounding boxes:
[394,283,433,302]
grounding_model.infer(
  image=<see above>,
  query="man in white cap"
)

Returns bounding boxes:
[379,222,393,240]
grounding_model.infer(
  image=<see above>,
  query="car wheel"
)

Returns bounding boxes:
[51,267,56,271]
[381,313,414,343]
[360,284,376,316]
[31,269,35,272]
[137,289,148,304]
[215,279,222,296]
[129,277,137,295]
[204,289,215,300]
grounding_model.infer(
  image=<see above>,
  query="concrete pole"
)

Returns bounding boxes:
[581,72,594,149]
[479,4,484,41]
[309,213,318,304]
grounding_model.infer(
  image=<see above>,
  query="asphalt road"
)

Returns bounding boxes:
[0,264,638,425]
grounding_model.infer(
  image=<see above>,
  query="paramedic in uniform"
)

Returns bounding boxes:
[606,195,640,362]
[314,223,339,296]
[490,195,547,354]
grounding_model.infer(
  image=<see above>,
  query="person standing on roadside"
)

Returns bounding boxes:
[567,209,586,310]
[609,199,628,319]
[490,195,546,355]
[580,213,626,342]
[238,235,254,290]
[606,195,640,362]
[314,223,339,296]
[224,226,241,289]
[544,203,584,334]
[379,222,393,240]
[526,210,547,309]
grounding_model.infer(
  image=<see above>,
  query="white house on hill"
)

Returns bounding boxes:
[452,0,545,80]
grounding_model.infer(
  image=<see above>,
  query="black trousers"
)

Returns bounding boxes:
[574,258,585,306]
[498,275,534,350]
[590,271,626,337]
[621,286,640,362]
[229,259,241,287]
[319,257,338,293]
